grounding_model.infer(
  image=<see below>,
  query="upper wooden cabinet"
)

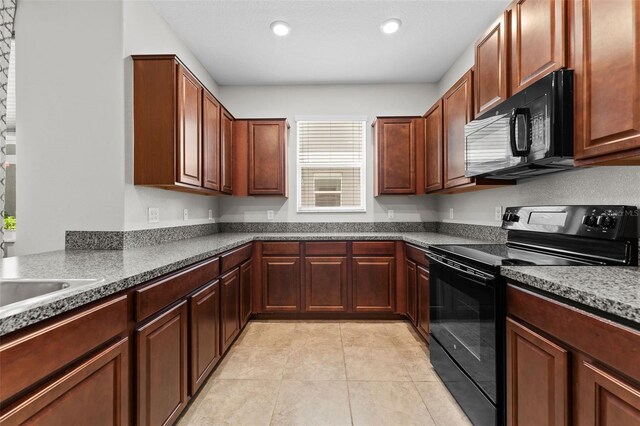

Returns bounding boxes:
[221,107,234,194]
[423,100,444,193]
[508,0,566,94]
[133,55,221,195]
[232,119,289,197]
[443,71,474,190]
[571,0,640,166]
[474,12,509,116]
[202,90,221,191]
[374,117,425,195]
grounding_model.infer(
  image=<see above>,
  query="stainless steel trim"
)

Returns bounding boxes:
[426,253,496,283]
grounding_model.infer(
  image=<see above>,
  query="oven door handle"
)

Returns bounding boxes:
[426,254,496,284]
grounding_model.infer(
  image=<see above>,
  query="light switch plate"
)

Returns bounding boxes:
[148,208,159,224]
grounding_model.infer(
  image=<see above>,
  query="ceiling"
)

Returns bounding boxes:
[151,0,511,86]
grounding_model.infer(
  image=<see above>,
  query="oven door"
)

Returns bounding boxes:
[428,255,499,404]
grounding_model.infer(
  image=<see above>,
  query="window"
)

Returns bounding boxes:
[297,119,366,212]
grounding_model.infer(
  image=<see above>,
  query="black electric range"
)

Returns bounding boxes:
[427,205,638,426]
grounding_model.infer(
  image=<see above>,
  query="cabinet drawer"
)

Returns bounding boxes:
[262,242,300,256]
[0,295,128,404]
[405,244,429,266]
[352,241,396,256]
[135,257,219,322]
[305,242,347,256]
[220,244,252,274]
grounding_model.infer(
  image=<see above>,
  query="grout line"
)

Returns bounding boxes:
[340,323,355,426]
[414,380,439,426]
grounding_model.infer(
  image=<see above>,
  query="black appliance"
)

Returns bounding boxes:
[464,70,573,179]
[427,205,638,426]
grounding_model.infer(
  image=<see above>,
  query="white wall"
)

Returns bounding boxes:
[122,0,220,230]
[433,41,640,225]
[15,0,126,255]
[217,84,441,223]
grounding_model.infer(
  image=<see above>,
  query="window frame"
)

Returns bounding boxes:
[296,118,367,213]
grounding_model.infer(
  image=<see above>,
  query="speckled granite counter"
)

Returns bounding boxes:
[0,232,485,336]
[502,266,640,326]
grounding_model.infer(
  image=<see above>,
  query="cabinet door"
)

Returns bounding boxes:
[221,108,234,194]
[262,256,301,312]
[475,12,509,116]
[202,90,221,191]
[176,65,202,187]
[424,100,444,193]
[249,121,286,195]
[220,268,240,353]
[509,0,566,94]
[575,355,640,426]
[137,302,188,426]
[352,256,395,313]
[572,0,640,164]
[189,281,220,395]
[417,266,430,337]
[375,118,416,195]
[443,70,474,189]
[406,259,417,324]
[304,256,348,313]
[0,338,129,425]
[506,318,569,426]
[240,259,253,328]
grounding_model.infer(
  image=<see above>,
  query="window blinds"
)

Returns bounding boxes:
[297,120,366,211]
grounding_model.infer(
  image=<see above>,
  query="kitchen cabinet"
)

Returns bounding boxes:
[507,284,640,426]
[176,65,203,187]
[424,100,444,193]
[374,117,425,195]
[220,268,241,353]
[189,280,220,395]
[506,317,569,426]
[571,0,640,166]
[249,120,288,196]
[508,0,566,94]
[304,256,349,313]
[221,107,234,194]
[0,338,129,426]
[240,259,253,328]
[474,12,509,116]
[262,256,301,313]
[417,265,430,338]
[352,256,395,313]
[136,302,189,426]
[202,90,221,191]
[405,259,417,325]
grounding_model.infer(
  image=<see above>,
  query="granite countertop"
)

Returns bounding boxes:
[0,232,484,336]
[501,266,640,326]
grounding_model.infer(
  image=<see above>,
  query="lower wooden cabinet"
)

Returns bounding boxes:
[416,265,430,337]
[240,259,253,328]
[352,256,395,312]
[220,268,241,353]
[506,317,569,426]
[189,281,220,396]
[136,302,188,426]
[0,338,129,426]
[262,256,301,312]
[304,256,348,312]
[406,260,417,324]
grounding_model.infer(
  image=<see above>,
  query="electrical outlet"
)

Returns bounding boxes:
[388,210,394,219]
[208,209,213,220]
[267,210,274,220]
[495,206,503,221]
[183,209,189,221]
[148,208,159,224]
[449,208,454,220]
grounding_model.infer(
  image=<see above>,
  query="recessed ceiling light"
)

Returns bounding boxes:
[270,21,290,36]
[381,18,402,34]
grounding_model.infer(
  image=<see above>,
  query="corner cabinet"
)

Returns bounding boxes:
[373,117,425,195]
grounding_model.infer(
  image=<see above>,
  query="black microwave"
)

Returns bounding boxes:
[464,70,574,179]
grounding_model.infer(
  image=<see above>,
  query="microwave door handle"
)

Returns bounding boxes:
[509,107,532,157]
[426,254,495,284]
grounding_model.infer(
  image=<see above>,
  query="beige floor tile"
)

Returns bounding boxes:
[185,379,281,426]
[344,346,411,381]
[348,381,434,426]
[213,346,289,380]
[271,380,351,426]
[415,381,472,426]
[283,346,346,380]
[292,322,343,348]
[340,322,395,348]
[398,347,439,382]
[235,329,296,348]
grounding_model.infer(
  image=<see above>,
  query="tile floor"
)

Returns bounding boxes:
[178,320,471,426]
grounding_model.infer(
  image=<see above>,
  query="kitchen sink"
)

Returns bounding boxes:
[0,279,103,308]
